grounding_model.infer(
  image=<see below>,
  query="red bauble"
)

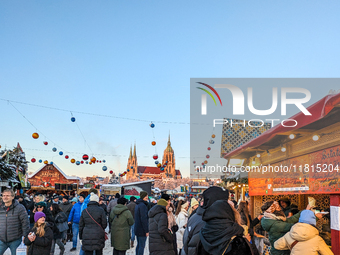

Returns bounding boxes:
[65,155,69,159]
[153,154,158,160]
[43,141,48,145]
[207,147,211,151]
[81,161,84,164]
[83,154,89,160]
[110,170,113,174]
[31,158,36,163]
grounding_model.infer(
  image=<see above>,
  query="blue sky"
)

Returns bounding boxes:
[1,1,340,178]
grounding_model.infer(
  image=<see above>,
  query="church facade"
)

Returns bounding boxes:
[126,135,182,180]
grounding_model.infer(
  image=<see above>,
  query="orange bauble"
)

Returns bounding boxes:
[157,163,161,168]
[211,134,216,138]
[71,159,76,163]
[44,160,48,164]
[91,157,96,163]
[89,162,92,165]
[32,133,39,139]
[151,141,156,146]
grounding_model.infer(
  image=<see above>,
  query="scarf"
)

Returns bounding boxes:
[167,208,176,229]
[263,212,286,221]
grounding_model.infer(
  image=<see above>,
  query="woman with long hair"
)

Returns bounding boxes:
[168,203,179,255]
[50,204,67,255]
[175,198,189,255]
[24,212,54,255]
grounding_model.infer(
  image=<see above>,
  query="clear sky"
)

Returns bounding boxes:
[1,1,340,178]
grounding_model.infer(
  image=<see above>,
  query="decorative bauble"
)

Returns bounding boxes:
[110,170,113,174]
[165,161,168,163]
[160,167,164,171]
[43,141,48,145]
[59,151,63,156]
[124,171,127,174]
[89,162,92,165]
[127,169,130,172]
[32,133,39,139]
[65,155,69,159]
[44,160,48,164]
[91,157,96,163]
[163,165,166,167]
[81,161,84,164]
[31,158,36,163]
[209,140,215,144]
[50,162,53,165]
[39,159,42,163]
[83,154,89,160]
[97,160,99,163]
[193,161,196,164]
[101,166,107,171]
[204,160,208,164]
[206,155,210,159]
[207,147,211,151]
[52,147,57,152]
[151,141,156,146]
[201,162,204,165]
[212,134,216,138]
[71,159,75,163]
[157,163,161,168]
[99,161,102,163]
[76,161,80,165]
[155,161,159,164]
[103,160,106,163]
[85,161,88,164]
[150,123,155,128]
[153,154,158,160]
[71,117,76,122]
[130,166,133,169]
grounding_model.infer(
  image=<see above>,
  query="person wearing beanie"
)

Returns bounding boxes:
[148,198,175,255]
[183,186,230,255]
[59,195,73,244]
[109,196,134,254]
[274,210,333,255]
[71,197,78,205]
[68,194,85,251]
[30,201,53,227]
[127,196,137,247]
[134,191,149,255]
[188,198,199,219]
[24,211,54,255]
[79,192,107,255]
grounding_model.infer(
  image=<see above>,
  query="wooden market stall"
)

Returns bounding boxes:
[223,93,340,253]
[28,163,80,196]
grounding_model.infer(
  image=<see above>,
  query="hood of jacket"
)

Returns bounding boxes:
[112,204,128,215]
[196,206,205,216]
[289,222,319,242]
[148,204,166,218]
[2,199,19,210]
[136,198,148,206]
[87,201,99,207]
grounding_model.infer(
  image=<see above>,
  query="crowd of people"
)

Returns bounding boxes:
[0,187,334,255]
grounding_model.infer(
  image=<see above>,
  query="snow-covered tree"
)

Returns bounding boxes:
[0,146,28,181]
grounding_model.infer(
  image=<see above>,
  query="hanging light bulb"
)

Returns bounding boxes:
[252,158,256,164]
[281,146,286,152]
[289,134,295,139]
[312,134,320,141]
[256,153,261,158]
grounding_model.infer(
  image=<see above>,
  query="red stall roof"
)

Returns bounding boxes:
[223,93,340,159]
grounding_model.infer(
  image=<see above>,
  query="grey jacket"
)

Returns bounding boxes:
[59,201,73,218]
[107,198,118,214]
[0,200,30,242]
[182,206,206,255]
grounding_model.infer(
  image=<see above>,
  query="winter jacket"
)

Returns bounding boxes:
[0,200,29,242]
[134,199,149,236]
[282,205,291,217]
[80,194,91,213]
[107,198,118,214]
[198,200,254,255]
[79,201,107,251]
[261,211,301,255]
[51,211,68,239]
[127,201,136,219]
[68,201,83,224]
[109,204,134,251]
[59,201,73,218]
[148,205,175,255]
[175,209,188,249]
[274,223,334,255]
[183,206,205,255]
[24,223,54,255]
[99,203,108,215]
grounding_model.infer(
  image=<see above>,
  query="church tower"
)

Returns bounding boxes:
[162,134,176,178]
[126,144,138,179]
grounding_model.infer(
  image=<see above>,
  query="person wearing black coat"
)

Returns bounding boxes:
[198,200,255,255]
[148,199,175,255]
[79,193,107,255]
[50,204,67,255]
[24,212,54,255]
[29,202,54,226]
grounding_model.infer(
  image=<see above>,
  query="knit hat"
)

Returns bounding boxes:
[190,198,199,208]
[34,212,46,222]
[71,197,78,203]
[63,195,69,200]
[140,191,148,200]
[53,195,59,200]
[299,210,316,227]
[36,201,46,207]
[115,193,121,199]
[89,192,99,202]
[181,201,189,210]
[130,196,137,202]
[202,186,229,209]
[157,198,168,207]
[80,194,86,199]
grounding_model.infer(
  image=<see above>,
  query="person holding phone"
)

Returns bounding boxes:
[24,212,54,255]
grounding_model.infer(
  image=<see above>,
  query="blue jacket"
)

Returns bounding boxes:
[68,201,83,224]
[134,199,149,236]
[81,195,91,213]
